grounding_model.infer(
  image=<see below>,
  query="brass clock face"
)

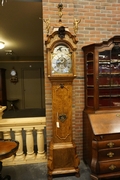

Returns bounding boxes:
[51,45,72,74]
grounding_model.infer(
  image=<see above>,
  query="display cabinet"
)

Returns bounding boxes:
[83,36,120,110]
[82,36,120,180]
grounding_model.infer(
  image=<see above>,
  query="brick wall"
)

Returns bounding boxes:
[43,0,120,159]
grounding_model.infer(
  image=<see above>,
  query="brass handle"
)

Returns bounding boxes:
[116,114,120,117]
[100,135,103,139]
[107,152,114,158]
[107,142,114,148]
[109,164,116,170]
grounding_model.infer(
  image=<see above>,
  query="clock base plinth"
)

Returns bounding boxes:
[48,141,80,179]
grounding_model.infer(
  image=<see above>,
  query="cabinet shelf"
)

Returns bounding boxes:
[99,95,120,97]
[99,85,120,87]
[99,59,120,63]
[99,73,120,75]
[88,95,120,98]
[87,85,120,88]
[99,86,120,89]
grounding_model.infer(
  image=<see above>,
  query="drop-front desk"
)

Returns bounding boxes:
[88,112,120,180]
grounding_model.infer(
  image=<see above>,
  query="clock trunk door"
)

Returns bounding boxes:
[52,81,73,143]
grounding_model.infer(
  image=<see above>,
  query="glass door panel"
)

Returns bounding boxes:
[99,46,120,107]
[86,53,94,107]
[110,45,120,107]
[99,50,111,106]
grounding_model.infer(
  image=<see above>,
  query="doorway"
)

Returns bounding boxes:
[22,68,42,109]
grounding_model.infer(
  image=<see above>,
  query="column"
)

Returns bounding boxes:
[14,130,25,161]
[36,129,46,160]
[25,129,35,160]
[3,131,11,139]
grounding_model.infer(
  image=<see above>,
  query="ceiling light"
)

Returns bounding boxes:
[0,41,5,49]
[1,0,7,6]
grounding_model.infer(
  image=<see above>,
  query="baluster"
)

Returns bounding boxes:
[36,129,46,160]
[0,132,3,139]
[25,129,35,160]
[3,131,11,139]
[14,130,25,162]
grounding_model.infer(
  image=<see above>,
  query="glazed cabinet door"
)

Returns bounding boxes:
[83,36,120,110]
[99,45,120,108]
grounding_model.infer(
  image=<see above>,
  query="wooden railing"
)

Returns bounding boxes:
[0,106,47,166]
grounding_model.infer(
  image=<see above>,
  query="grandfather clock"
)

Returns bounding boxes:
[45,4,80,179]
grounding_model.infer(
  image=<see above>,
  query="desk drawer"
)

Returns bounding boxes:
[98,148,120,161]
[99,160,120,174]
[94,134,120,141]
[97,139,120,149]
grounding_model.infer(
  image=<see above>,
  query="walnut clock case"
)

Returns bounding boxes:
[45,27,80,179]
[82,36,120,180]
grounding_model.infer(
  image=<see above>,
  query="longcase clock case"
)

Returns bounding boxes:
[45,26,80,179]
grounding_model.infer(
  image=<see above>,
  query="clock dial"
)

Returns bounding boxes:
[11,70,16,76]
[51,45,72,74]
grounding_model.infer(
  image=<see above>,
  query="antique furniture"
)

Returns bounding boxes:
[82,36,120,179]
[89,112,120,180]
[0,69,7,106]
[7,99,19,110]
[45,4,80,180]
[0,139,19,180]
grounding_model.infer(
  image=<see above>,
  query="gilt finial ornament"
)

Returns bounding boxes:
[57,3,63,22]
[43,18,51,35]
[73,18,81,34]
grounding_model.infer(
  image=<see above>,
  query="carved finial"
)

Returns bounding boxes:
[43,18,51,35]
[73,18,81,34]
[57,3,63,22]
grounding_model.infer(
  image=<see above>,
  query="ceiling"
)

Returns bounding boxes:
[0,0,43,61]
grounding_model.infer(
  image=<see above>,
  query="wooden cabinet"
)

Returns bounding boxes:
[82,36,120,179]
[89,113,120,180]
[82,36,120,110]
[0,68,7,106]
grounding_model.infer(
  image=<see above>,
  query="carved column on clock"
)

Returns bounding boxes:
[45,23,80,179]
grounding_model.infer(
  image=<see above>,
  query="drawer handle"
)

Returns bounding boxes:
[109,164,116,171]
[116,114,120,117]
[107,142,114,148]
[107,152,114,158]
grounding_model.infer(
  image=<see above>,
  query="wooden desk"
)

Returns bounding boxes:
[88,112,120,180]
[0,139,19,180]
